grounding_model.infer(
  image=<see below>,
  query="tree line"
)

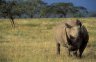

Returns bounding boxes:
[0,0,89,19]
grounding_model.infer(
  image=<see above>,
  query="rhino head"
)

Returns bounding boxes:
[65,19,82,51]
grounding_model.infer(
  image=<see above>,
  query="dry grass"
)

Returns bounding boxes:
[0,18,96,62]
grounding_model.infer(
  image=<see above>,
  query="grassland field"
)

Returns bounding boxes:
[0,18,96,62]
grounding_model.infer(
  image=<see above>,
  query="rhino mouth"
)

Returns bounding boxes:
[69,46,78,51]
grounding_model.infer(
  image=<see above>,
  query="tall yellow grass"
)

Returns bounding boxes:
[0,18,96,62]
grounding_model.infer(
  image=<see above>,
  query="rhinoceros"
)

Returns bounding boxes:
[54,19,89,58]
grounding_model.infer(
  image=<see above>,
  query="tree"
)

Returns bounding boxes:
[52,3,75,17]
[40,2,88,18]
[21,0,44,18]
[40,3,75,17]
[0,0,88,19]
[0,0,23,28]
[72,6,88,17]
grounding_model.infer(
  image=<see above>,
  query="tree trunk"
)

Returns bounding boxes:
[10,16,15,28]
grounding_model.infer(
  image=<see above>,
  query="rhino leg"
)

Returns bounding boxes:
[56,43,60,55]
[68,49,71,56]
[79,41,88,58]
[68,47,73,56]
[73,51,78,57]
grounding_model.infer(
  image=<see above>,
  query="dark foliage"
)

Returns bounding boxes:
[0,0,88,19]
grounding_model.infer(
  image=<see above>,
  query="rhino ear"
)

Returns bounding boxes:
[65,23,72,28]
[76,19,82,27]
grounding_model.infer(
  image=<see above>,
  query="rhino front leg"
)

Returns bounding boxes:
[79,48,84,58]
[68,47,72,56]
[56,43,60,55]
[73,51,78,57]
[68,49,71,56]
[79,41,87,58]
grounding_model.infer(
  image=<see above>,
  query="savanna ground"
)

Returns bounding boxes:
[0,18,96,62]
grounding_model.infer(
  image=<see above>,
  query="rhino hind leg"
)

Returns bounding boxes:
[56,43,60,55]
